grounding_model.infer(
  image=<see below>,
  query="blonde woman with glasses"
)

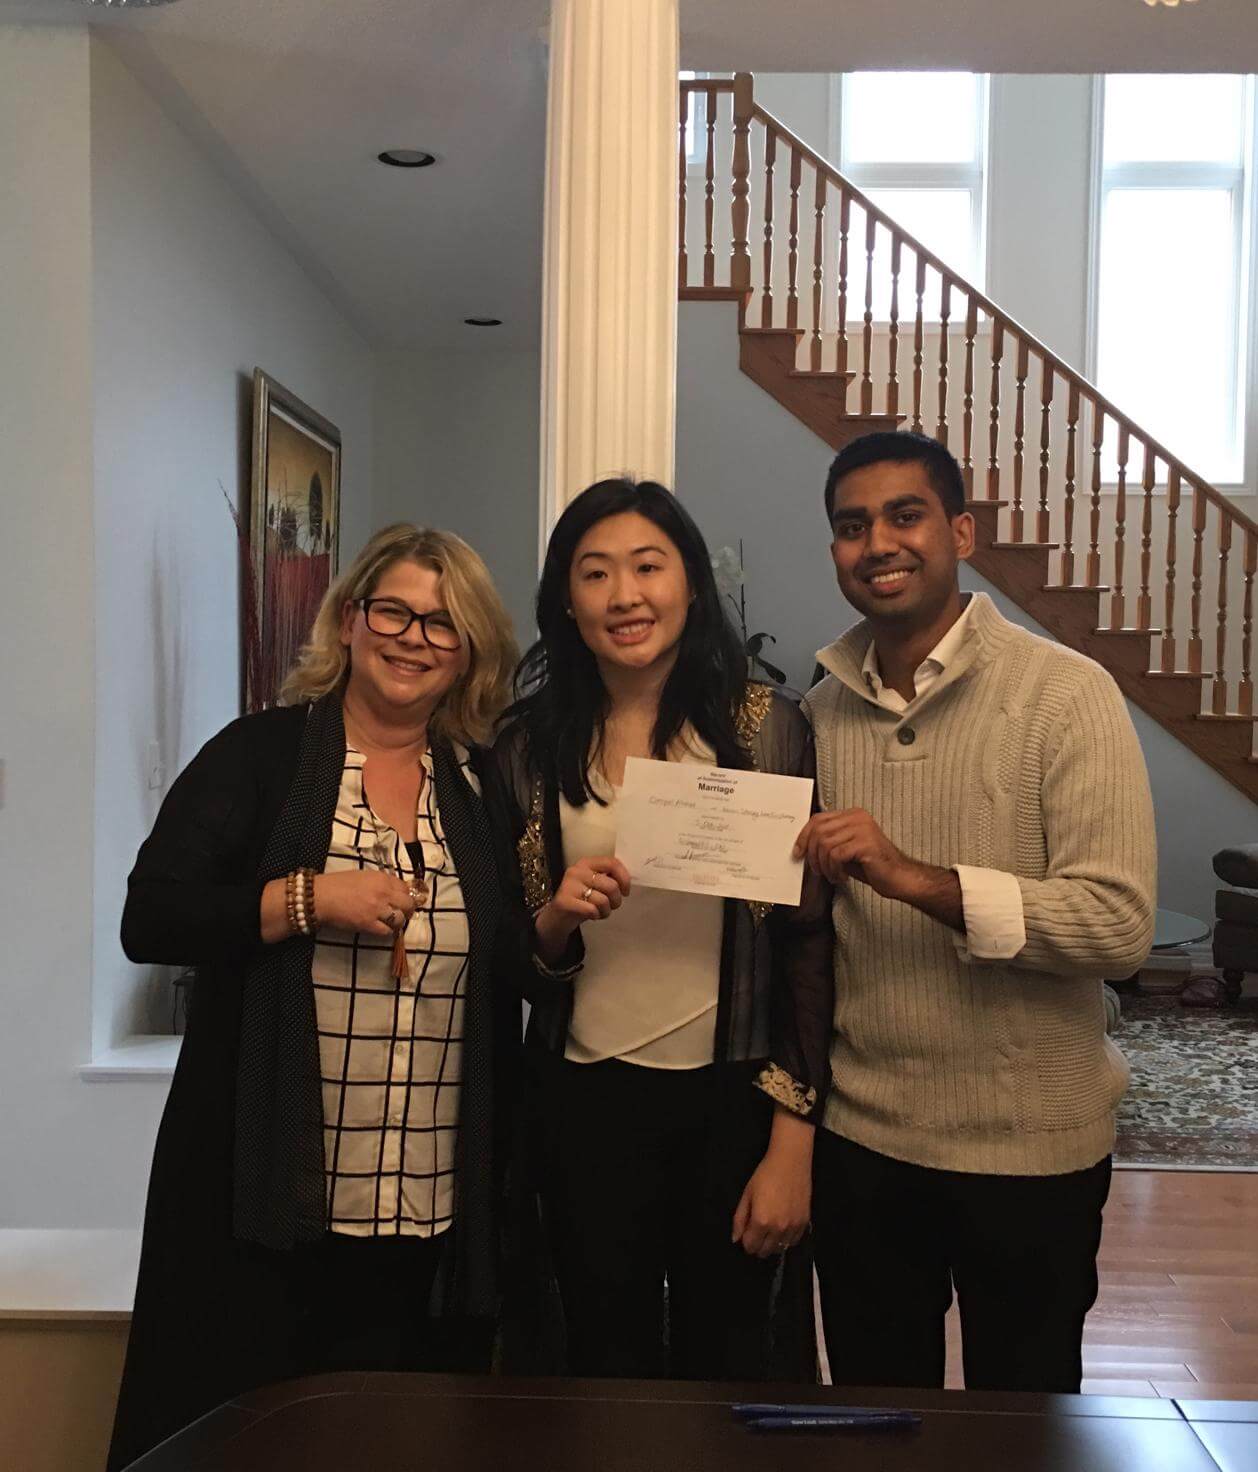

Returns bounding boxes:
[109,526,519,1471]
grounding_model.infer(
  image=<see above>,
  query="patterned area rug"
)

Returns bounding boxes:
[1114,994,1258,1170]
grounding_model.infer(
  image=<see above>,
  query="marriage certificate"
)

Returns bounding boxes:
[616,757,814,907]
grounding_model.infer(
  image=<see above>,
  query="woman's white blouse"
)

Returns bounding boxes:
[560,757,724,1070]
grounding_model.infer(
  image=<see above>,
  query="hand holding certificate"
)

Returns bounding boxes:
[616,757,814,906]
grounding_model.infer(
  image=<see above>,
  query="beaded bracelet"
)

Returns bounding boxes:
[286,868,318,937]
[300,868,318,933]
[285,871,300,935]
[294,871,308,935]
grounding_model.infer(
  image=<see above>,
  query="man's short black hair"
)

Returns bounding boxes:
[823,431,967,525]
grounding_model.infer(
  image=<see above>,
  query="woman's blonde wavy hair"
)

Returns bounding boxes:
[281,524,518,746]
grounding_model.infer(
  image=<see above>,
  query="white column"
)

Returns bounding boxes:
[539,0,679,550]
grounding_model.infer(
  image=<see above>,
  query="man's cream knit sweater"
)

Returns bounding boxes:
[802,593,1156,1176]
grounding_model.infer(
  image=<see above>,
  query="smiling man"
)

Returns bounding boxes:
[797,431,1156,1395]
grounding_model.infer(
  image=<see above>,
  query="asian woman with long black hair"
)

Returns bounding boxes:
[492,479,832,1381]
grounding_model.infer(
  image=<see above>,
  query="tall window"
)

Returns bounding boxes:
[836,70,990,309]
[680,70,708,167]
[1094,75,1254,484]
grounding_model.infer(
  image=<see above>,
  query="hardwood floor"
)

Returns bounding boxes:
[942,1169,1258,1398]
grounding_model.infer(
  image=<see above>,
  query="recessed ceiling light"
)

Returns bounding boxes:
[464,317,503,327]
[377,150,436,169]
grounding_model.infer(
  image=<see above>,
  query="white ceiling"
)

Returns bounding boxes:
[683,0,1258,75]
[4,0,550,350]
[4,0,1256,350]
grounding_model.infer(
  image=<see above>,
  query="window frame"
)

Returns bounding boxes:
[1086,74,1257,492]
[829,70,993,303]
[680,70,711,171]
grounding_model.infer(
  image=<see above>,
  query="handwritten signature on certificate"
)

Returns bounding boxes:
[615,758,814,906]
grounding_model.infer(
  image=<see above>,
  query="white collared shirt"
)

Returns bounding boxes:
[859,598,1026,962]
[859,593,977,715]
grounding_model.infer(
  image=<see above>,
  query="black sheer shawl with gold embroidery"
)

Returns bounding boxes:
[484,683,834,1122]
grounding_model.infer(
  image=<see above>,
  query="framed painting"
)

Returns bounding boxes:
[248,369,342,709]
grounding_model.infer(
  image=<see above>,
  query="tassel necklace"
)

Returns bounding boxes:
[364,817,426,986]
[346,718,428,986]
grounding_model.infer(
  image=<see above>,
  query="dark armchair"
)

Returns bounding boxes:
[1211,845,1258,1005]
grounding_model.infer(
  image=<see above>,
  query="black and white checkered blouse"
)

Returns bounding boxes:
[311,745,473,1237]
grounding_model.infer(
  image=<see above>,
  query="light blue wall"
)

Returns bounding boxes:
[91,38,377,1057]
[0,29,378,1229]
[374,347,539,649]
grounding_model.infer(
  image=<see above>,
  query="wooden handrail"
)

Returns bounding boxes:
[739,97,1258,541]
[679,73,1258,758]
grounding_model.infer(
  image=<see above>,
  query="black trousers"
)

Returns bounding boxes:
[108,1232,446,1471]
[812,1130,1112,1394]
[284,1232,448,1373]
[537,1056,778,1380]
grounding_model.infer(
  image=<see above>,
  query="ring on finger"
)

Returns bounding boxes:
[580,884,595,902]
[407,884,423,904]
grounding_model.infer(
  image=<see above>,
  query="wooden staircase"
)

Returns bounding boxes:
[679,75,1258,803]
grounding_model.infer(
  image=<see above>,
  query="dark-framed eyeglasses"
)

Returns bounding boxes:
[357,597,462,651]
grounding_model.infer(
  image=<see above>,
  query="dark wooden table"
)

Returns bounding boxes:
[127,1374,1258,1472]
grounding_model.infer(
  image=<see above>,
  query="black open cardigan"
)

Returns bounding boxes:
[108,700,523,1471]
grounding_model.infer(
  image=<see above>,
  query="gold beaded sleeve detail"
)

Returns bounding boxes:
[736,682,776,928]
[756,1061,818,1118]
[734,681,775,751]
[516,776,551,914]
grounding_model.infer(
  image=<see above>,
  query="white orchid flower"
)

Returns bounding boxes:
[710,544,744,598]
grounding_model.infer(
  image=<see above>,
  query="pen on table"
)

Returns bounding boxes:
[743,1413,922,1434]
[731,1403,922,1422]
